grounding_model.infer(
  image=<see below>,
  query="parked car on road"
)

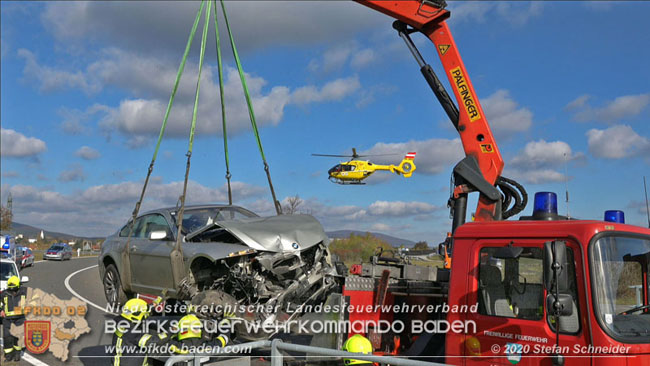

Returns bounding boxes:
[0,259,29,293]
[16,247,35,268]
[44,243,73,261]
[99,204,336,339]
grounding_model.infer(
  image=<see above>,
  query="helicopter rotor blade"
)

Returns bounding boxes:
[312,153,354,158]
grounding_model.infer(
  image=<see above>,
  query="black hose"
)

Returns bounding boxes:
[497,176,528,219]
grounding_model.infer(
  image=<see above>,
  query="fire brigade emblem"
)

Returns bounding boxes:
[25,321,51,354]
[506,343,522,365]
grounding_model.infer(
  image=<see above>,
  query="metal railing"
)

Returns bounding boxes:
[164,339,449,366]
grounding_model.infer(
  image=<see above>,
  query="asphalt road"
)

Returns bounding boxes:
[8,256,115,366]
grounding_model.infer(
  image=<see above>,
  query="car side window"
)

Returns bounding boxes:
[478,247,544,320]
[119,221,135,237]
[137,214,172,240]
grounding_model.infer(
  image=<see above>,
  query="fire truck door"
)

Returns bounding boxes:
[463,239,589,366]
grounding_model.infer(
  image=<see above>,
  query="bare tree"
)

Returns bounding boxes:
[283,195,303,215]
[0,205,13,231]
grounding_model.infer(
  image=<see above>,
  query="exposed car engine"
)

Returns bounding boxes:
[184,241,337,340]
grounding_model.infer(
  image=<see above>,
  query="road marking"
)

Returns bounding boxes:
[10,257,102,366]
[64,264,115,314]
[23,353,50,366]
[32,255,97,265]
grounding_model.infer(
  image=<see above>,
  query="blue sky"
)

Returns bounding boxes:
[1,1,649,242]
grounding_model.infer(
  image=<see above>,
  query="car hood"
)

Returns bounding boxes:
[186,214,328,253]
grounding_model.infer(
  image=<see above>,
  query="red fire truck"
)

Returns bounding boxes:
[342,1,650,365]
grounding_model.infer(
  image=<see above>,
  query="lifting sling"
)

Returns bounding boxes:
[218,0,282,214]
[123,0,283,291]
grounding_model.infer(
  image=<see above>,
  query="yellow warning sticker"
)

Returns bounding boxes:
[438,44,450,55]
[480,144,494,153]
[450,67,481,122]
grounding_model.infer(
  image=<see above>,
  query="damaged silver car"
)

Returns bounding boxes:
[98,204,337,338]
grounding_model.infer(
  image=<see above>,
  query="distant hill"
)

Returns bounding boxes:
[10,222,101,241]
[326,230,416,247]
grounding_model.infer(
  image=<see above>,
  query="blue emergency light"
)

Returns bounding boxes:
[533,192,558,216]
[2,235,9,250]
[604,210,625,224]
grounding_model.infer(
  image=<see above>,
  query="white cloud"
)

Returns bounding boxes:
[362,138,464,175]
[2,180,266,236]
[17,49,102,94]
[567,93,650,123]
[481,90,533,139]
[75,146,101,160]
[308,43,376,73]
[59,104,111,135]
[58,164,86,182]
[351,49,376,69]
[586,125,650,159]
[291,76,360,104]
[506,140,584,184]
[367,201,438,217]
[19,49,360,146]
[449,2,543,26]
[40,2,384,56]
[0,128,47,157]
[2,171,20,178]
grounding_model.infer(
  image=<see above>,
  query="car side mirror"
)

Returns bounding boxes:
[543,240,569,293]
[21,276,29,284]
[149,231,168,240]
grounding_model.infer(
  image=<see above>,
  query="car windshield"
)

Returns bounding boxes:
[0,262,18,281]
[50,246,63,251]
[175,207,258,234]
[591,235,650,340]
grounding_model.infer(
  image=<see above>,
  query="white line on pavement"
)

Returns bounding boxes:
[64,264,114,314]
[23,353,50,366]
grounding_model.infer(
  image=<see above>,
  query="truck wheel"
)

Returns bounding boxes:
[103,264,128,307]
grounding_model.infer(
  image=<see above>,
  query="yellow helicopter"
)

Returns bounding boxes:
[312,148,417,185]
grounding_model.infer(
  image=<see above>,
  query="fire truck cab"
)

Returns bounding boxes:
[446,217,650,365]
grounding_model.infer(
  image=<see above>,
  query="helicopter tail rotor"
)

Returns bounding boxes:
[396,152,417,177]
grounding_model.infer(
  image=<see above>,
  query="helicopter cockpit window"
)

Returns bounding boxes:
[342,165,355,172]
[328,165,342,174]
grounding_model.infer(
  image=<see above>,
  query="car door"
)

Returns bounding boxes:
[465,239,589,366]
[128,213,176,294]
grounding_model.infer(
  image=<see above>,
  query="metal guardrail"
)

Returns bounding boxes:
[164,339,449,366]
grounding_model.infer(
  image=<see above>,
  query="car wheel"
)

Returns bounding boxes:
[103,264,128,307]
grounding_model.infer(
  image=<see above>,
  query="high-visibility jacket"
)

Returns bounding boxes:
[1,287,27,318]
[111,317,159,366]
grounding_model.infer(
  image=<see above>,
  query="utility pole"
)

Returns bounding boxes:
[643,175,650,228]
[563,153,570,219]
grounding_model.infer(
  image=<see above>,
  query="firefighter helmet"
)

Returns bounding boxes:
[7,276,20,289]
[121,298,149,322]
[342,334,373,365]
[178,314,202,340]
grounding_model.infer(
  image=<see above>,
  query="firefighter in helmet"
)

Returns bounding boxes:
[1,276,27,362]
[168,313,231,355]
[342,334,374,365]
[112,298,164,366]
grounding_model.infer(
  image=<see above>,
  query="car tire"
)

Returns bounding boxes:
[103,264,128,307]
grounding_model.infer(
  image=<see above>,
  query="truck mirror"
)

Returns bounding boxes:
[546,293,573,317]
[543,241,569,293]
[438,243,446,256]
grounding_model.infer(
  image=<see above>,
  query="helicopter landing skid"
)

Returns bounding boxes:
[329,177,366,185]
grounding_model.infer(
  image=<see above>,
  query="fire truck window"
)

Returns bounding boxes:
[478,247,544,320]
